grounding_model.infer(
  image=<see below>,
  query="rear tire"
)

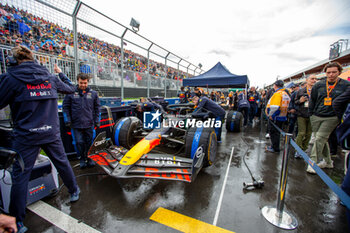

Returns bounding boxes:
[185,127,217,167]
[112,117,142,149]
[226,111,243,132]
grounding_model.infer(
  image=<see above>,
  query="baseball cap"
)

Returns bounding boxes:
[274,80,284,88]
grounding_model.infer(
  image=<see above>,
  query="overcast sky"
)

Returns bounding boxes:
[82,0,350,87]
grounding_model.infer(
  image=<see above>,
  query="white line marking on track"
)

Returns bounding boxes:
[213,146,234,226]
[27,200,101,233]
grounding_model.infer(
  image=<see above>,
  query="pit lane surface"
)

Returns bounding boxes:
[24,122,347,232]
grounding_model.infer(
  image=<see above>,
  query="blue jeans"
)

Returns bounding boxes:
[73,128,93,162]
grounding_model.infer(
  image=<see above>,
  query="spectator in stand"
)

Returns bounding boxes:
[307,62,350,174]
[80,60,91,75]
[265,80,291,153]
[294,76,317,158]
[0,3,191,80]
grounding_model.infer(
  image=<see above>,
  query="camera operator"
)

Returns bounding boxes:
[0,46,80,232]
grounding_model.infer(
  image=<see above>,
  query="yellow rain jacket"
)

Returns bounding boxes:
[266,88,291,121]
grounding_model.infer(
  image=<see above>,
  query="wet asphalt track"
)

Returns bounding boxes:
[24,121,348,233]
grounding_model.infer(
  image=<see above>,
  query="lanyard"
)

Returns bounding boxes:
[326,78,338,97]
[306,88,311,97]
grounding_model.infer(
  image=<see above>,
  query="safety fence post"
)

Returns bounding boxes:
[261,133,298,230]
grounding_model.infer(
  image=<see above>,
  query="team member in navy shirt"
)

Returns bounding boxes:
[63,73,100,168]
[0,46,80,233]
[237,90,250,126]
[192,96,226,142]
[247,86,260,125]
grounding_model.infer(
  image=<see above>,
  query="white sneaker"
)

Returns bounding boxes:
[326,160,334,168]
[317,160,327,168]
[306,165,316,174]
[317,159,334,169]
[265,133,270,139]
[310,134,315,144]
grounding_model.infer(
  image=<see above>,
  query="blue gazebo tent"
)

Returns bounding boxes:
[183,62,249,88]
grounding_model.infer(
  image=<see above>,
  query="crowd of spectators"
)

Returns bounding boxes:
[0,3,189,80]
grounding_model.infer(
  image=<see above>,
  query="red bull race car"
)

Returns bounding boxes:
[87,106,218,182]
[88,102,243,182]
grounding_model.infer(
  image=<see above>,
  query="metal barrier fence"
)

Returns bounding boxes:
[261,116,350,230]
[0,45,181,98]
[0,45,76,81]
[1,0,202,98]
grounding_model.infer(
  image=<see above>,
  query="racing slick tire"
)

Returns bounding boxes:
[226,111,243,133]
[112,117,142,149]
[185,127,217,168]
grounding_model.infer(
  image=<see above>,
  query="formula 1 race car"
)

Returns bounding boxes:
[88,108,218,183]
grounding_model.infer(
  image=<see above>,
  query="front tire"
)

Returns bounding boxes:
[185,127,217,167]
[112,117,142,149]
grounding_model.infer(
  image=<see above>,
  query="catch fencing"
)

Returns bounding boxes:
[1,0,204,98]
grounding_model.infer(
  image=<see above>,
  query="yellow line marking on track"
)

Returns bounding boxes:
[150,207,235,233]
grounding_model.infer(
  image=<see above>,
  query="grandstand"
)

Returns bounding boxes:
[268,39,350,88]
[0,0,203,98]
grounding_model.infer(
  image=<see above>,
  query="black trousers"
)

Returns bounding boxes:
[238,106,249,126]
[249,104,257,123]
[328,128,338,155]
[269,120,284,152]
